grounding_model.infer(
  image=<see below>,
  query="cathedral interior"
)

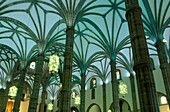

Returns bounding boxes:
[0,0,169,112]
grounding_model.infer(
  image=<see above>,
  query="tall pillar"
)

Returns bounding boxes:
[1,81,11,112]
[80,73,85,112]
[59,26,74,112]
[39,86,46,112]
[102,83,106,112]
[155,39,170,107]
[125,0,160,111]
[0,88,5,111]
[110,60,120,112]
[130,74,138,112]
[13,69,26,112]
[29,55,44,112]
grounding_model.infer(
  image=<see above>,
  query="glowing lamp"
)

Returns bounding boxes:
[74,96,80,105]
[48,102,53,110]
[119,82,128,95]
[49,54,59,73]
[8,86,18,97]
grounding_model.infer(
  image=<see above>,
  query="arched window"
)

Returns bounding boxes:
[116,69,121,80]
[91,78,97,89]
[72,91,76,99]
[160,96,167,104]
[30,62,36,69]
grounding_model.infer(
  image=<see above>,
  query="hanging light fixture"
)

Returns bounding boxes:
[49,54,60,74]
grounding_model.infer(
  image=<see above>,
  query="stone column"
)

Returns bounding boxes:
[0,88,5,111]
[80,73,85,112]
[52,99,54,112]
[59,26,74,112]
[13,69,26,112]
[39,86,46,112]
[102,83,106,112]
[110,60,120,112]
[130,74,138,112]
[29,55,44,112]
[125,0,160,111]
[1,81,11,112]
[155,39,170,107]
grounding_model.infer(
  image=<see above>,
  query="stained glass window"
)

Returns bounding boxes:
[119,81,128,95]
[30,62,35,69]
[72,91,76,99]
[49,54,59,73]
[8,86,18,97]
[116,69,121,80]
[91,78,97,89]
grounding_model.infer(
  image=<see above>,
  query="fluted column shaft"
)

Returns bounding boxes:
[110,60,120,112]
[80,73,85,112]
[155,40,170,107]
[102,83,106,112]
[39,86,46,112]
[13,69,26,112]
[130,75,138,112]
[1,81,11,112]
[125,0,160,111]
[29,55,44,112]
[0,88,5,111]
[59,26,74,112]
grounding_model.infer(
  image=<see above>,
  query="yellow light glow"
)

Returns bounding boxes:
[48,103,53,110]
[49,54,59,73]
[8,86,18,97]
[74,96,80,105]
[119,82,128,95]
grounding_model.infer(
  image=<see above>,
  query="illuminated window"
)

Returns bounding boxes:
[8,86,18,97]
[161,96,167,104]
[91,78,97,89]
[49,54,59,73]
[119,82,128,95]
[30,62,35,69]
[72,91,76,99]
[74,96,80,105]
[48,102,53,110]
[116,69,121,80]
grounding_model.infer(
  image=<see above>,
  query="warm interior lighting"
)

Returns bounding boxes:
[48,102,53,110]
[161,96,167,104]
[119,82,128,95]
[49,54,59,73]
[8,86,18,97]
[30,62,36,69]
